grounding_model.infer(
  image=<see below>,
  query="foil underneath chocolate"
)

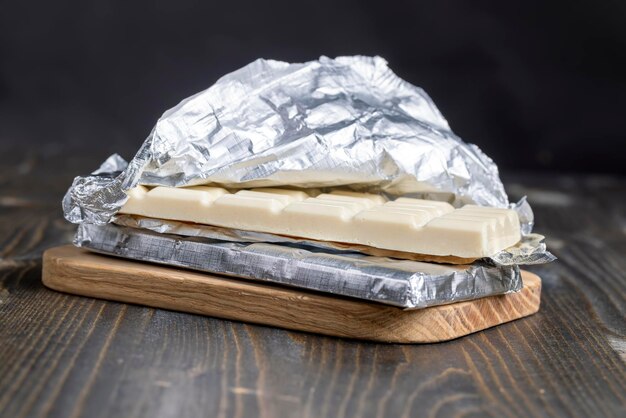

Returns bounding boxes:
[75,223,522,309]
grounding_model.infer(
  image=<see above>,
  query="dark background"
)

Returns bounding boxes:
[1,0,625,175]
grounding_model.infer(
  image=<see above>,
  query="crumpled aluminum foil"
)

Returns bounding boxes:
[63,56,511,226]
[75,222,522,309]
[61,56,554,310]
[113,214,555,266]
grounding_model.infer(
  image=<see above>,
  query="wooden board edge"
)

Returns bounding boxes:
[42,245,541,343]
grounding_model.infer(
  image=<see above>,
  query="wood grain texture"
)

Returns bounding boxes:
[0,149,624,418]
[41,245,541,343]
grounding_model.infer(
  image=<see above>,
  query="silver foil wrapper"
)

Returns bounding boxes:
[63,56,512,226]
[113,215,555,266]
[61,56,553,309]
[75,223,522,309]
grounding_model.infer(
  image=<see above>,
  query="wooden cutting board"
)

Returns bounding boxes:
[42,245,542,343]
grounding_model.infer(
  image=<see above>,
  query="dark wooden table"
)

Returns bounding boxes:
[0,147,624,418]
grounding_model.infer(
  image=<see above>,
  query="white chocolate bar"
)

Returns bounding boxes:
[119,186,521,258]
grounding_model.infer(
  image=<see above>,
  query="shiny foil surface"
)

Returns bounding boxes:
[62,56,553,308]
[63,56,511,225]
[75,223,522,309]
